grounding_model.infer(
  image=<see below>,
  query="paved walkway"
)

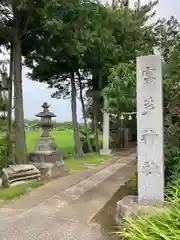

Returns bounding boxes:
[0,150,136,240]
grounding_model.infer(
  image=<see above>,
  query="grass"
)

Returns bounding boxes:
[26,129,74,154]
[64,154,111,172]
[117,178,180,240]
[126,173,137,192]
[0,181,43,201]
[0,130,110,201]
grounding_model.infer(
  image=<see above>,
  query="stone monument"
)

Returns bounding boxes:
[137,55,164,205]
[29,102,64,169]
[116,55,164,220]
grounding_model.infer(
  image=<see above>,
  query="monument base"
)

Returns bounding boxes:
[31,162,67,179]
[28,151,64,165]
[116,195,166,222]
[100,148,112,156]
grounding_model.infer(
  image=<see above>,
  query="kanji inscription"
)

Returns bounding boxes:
[142,66,156,84]
[142,96,155,115]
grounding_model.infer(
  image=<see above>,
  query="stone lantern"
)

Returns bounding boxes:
[29,102,64,166]
[36,102,56,138]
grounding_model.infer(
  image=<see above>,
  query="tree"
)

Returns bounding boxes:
[24,0,114,155]
[77,70,93,152]
[154,16,180,62]
[22,0,160,154]
[105,61,136,115]
[0,0,60,163]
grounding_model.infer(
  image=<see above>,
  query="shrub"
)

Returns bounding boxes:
[117,179,180,240]
[164,117,180,185]
[165,146,180,185]
[80,131,97,153]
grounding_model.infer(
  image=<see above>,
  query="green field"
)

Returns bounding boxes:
[26,129,74,155]
[26,129,110,171]
[0,130,110,201]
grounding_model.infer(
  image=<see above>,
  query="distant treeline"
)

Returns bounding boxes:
[24,119,84,131]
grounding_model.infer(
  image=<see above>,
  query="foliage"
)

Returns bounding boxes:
[117,178,180,240]
[105,61,136,115]
[163,35,180,185]
[23,1,159,148]
[101,2,158,121]
[0,134,15,169]
[80,130,98,153]
[154,16,180,62]
[165,145,180,185]
[0,137,8,169]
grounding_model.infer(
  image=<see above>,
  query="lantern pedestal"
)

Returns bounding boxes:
[29,137,63,164]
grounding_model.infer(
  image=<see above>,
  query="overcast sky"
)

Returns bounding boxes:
[1,0,180,122]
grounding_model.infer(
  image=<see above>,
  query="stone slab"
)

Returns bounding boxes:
[2,165,41,188]
[136,55,164,204]
[100,149,112,156]
[32,162,65,178]
[116,195,168,222]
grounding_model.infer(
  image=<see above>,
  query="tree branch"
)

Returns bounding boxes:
[20,17,30,38]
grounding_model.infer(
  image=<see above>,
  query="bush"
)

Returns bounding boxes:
[80,131,97,153]
[165,146,180,185]
[164,117,180,185]
[117,143,180,240]
[80,129,113,153]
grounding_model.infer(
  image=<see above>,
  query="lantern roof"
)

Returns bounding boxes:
[35,102,56,118]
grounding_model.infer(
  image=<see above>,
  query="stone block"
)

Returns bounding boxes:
[32,162,68,179]
[2,164,41,188]
[28,151,64,164]
[116,195,167,222]
[100,149,111,156]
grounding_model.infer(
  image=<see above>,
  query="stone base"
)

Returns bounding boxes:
[31,162,67,179]
[116,195,166,222]
[100,149,111,155]
[28,151,64,164]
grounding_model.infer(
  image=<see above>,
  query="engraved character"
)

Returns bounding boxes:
[142,66,156,84]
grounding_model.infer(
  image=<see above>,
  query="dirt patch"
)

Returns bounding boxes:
[42,168,70,183]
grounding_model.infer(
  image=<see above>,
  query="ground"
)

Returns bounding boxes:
[0,129,110,201]
[0,149,136,240]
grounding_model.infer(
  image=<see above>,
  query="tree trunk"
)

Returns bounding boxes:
[70,72,83,157]
[13,8,27,164]
[6,43,14,165]
[77,71,93,153]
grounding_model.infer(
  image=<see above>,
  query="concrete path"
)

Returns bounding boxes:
[0,150,136,240]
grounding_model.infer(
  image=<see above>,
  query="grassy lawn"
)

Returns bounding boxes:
[0,181,43,201]
[26,129,74,155]
[64,154,111,172]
